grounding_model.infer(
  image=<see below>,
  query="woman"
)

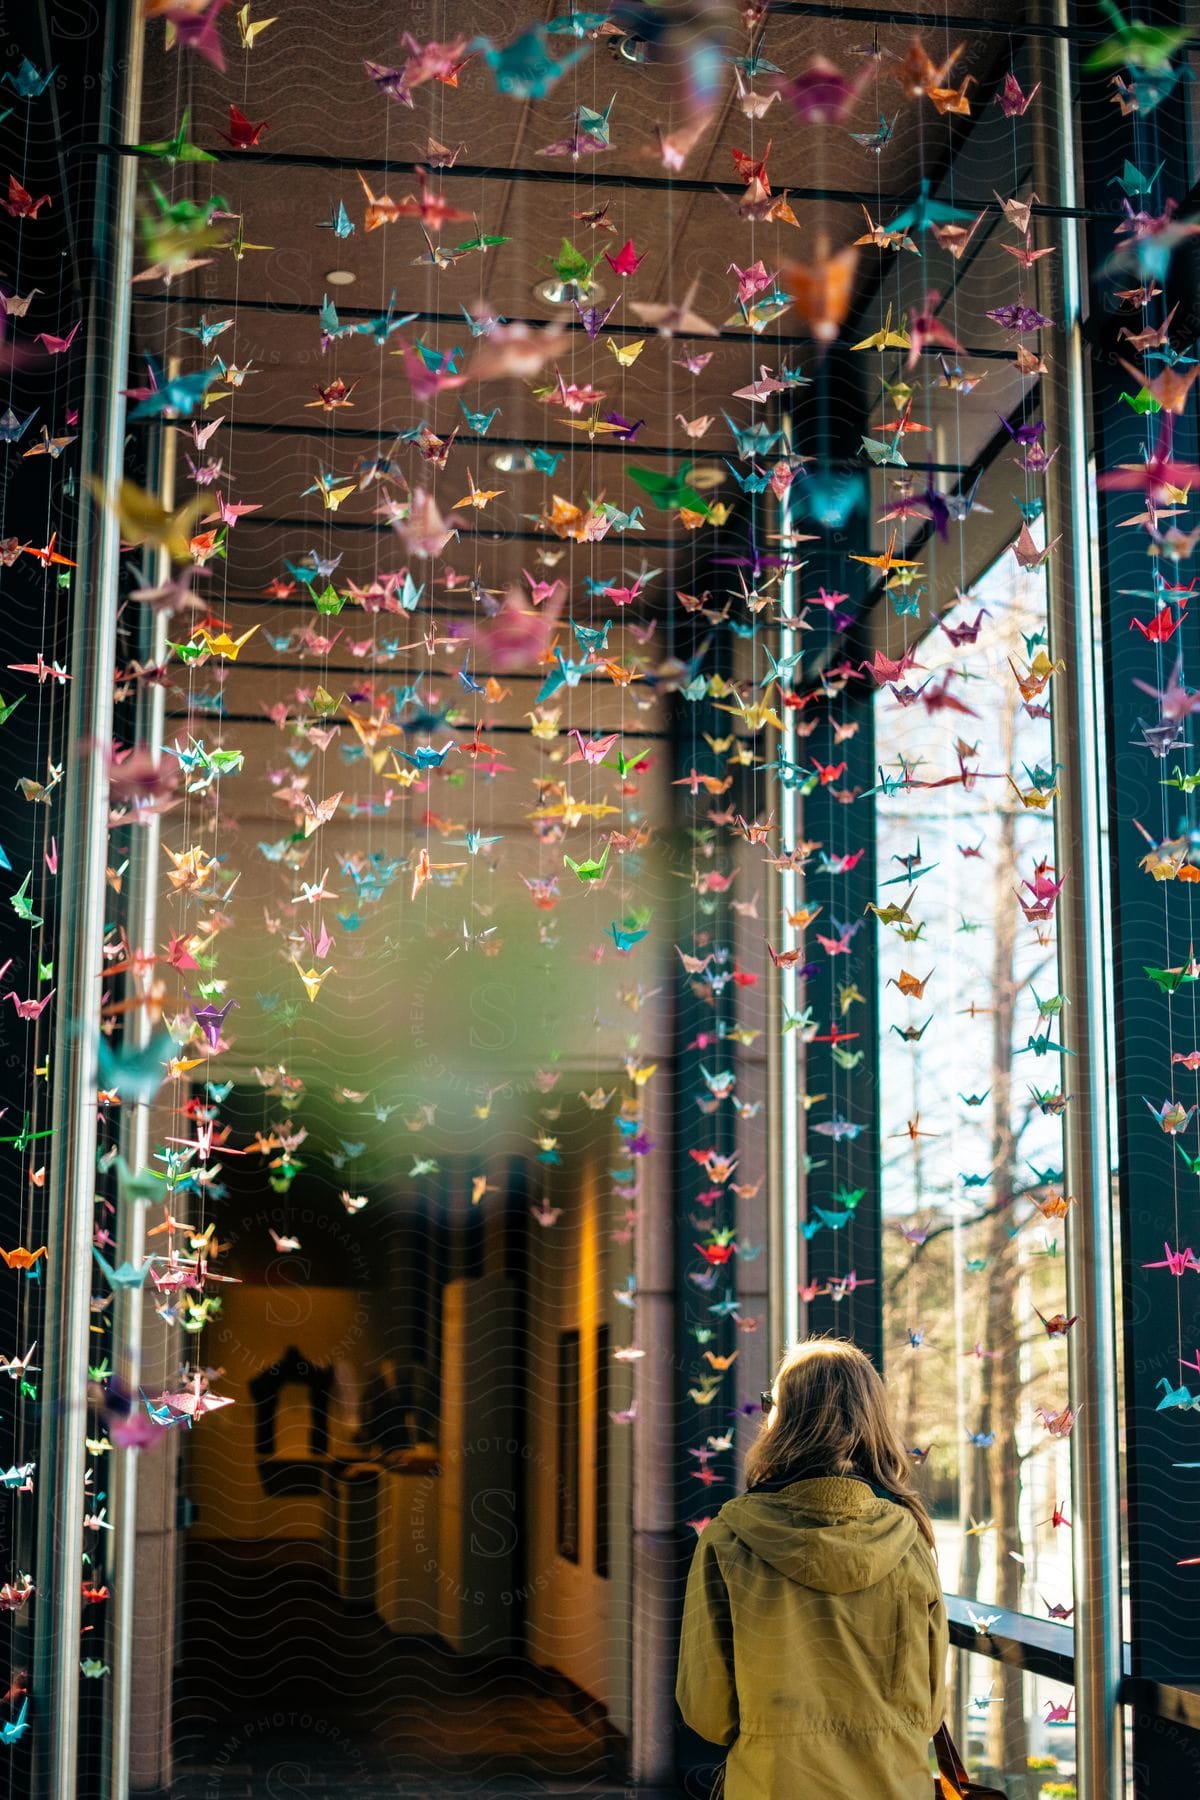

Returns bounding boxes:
[677,1337,948,1800]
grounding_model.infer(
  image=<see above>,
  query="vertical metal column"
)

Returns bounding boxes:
[33,6,142,1796]
[669,576,747,1788]
[630,1072,680,1787]
[1073,4,1200,1789]
[103,410,172,1800]
[1032,11,1123,1798]
[766,471,803,1364]
[801,684,881,1363]
[796,464,881,1366]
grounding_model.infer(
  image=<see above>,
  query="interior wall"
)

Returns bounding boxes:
[185,1287,378,1541]
[524,1150,615,1709]
[436,1272,517,1653]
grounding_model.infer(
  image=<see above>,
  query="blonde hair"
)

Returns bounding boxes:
[745,1336,935,1548]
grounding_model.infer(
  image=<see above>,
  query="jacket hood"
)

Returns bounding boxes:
[719,1476,918,1594]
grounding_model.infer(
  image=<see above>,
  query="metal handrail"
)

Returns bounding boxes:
[947,1597,1200,1741]
[945,1593,1077,1688]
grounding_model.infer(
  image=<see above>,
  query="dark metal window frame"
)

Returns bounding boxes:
[556,1328,581,1565]
[1073,2,1200,1794]
[595,1323,610,1581]
[947,1596,1200,1737]
[941,20,1200,1797]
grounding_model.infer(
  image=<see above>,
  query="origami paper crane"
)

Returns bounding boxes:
[471,24,590,99]
[630,280,719,339]
[236,4,276,49]
[996,72,1040,116]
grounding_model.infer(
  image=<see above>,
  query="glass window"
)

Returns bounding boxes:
[876,539,1075,1658]
[950,1647,1076,1797]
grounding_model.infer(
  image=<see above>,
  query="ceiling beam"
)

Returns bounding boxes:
[194,516,689,548]
[100,145,1115,220]
[130,289,1025,362]
[770,0,1165,38]
[162,707,672,735]
[175,481,978,544]
[161,417,979,477]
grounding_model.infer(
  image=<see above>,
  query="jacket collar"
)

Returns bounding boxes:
[746,1467,896,1505]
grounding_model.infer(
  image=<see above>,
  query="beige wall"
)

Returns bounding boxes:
[524,1154,616,1708]
[436,1274,517,1652]
[185,1286,377,1540]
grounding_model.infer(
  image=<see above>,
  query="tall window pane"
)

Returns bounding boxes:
[877,540,1073,1770]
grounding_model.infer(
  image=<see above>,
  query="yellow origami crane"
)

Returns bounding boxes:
[526,708,561,739]
[293,962,333,1002]
[452,468,504,510]
[163,844,219,894]
[852,306,912,353]
[382,754,421,788]
[606,336,645,367]
[236,4,277,49]
[850,531,923,574]
[194,623,260,661]
[91,479,205,563]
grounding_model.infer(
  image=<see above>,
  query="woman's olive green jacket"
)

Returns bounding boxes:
[677,1476,948,1800]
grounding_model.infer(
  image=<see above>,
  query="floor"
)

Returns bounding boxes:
[173,1542,633,1799]
[171,1775,662,1800]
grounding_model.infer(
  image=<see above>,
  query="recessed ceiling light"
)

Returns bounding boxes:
[490,449,536,474]
[324,268,356,287]
[688,463,728,491]
[534,276,606,308]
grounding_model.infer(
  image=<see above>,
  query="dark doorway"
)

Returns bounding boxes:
[171,1096,624,1792]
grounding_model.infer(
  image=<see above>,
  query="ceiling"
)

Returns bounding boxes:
[122,0,1058,1090]
[131,0,1044,583]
